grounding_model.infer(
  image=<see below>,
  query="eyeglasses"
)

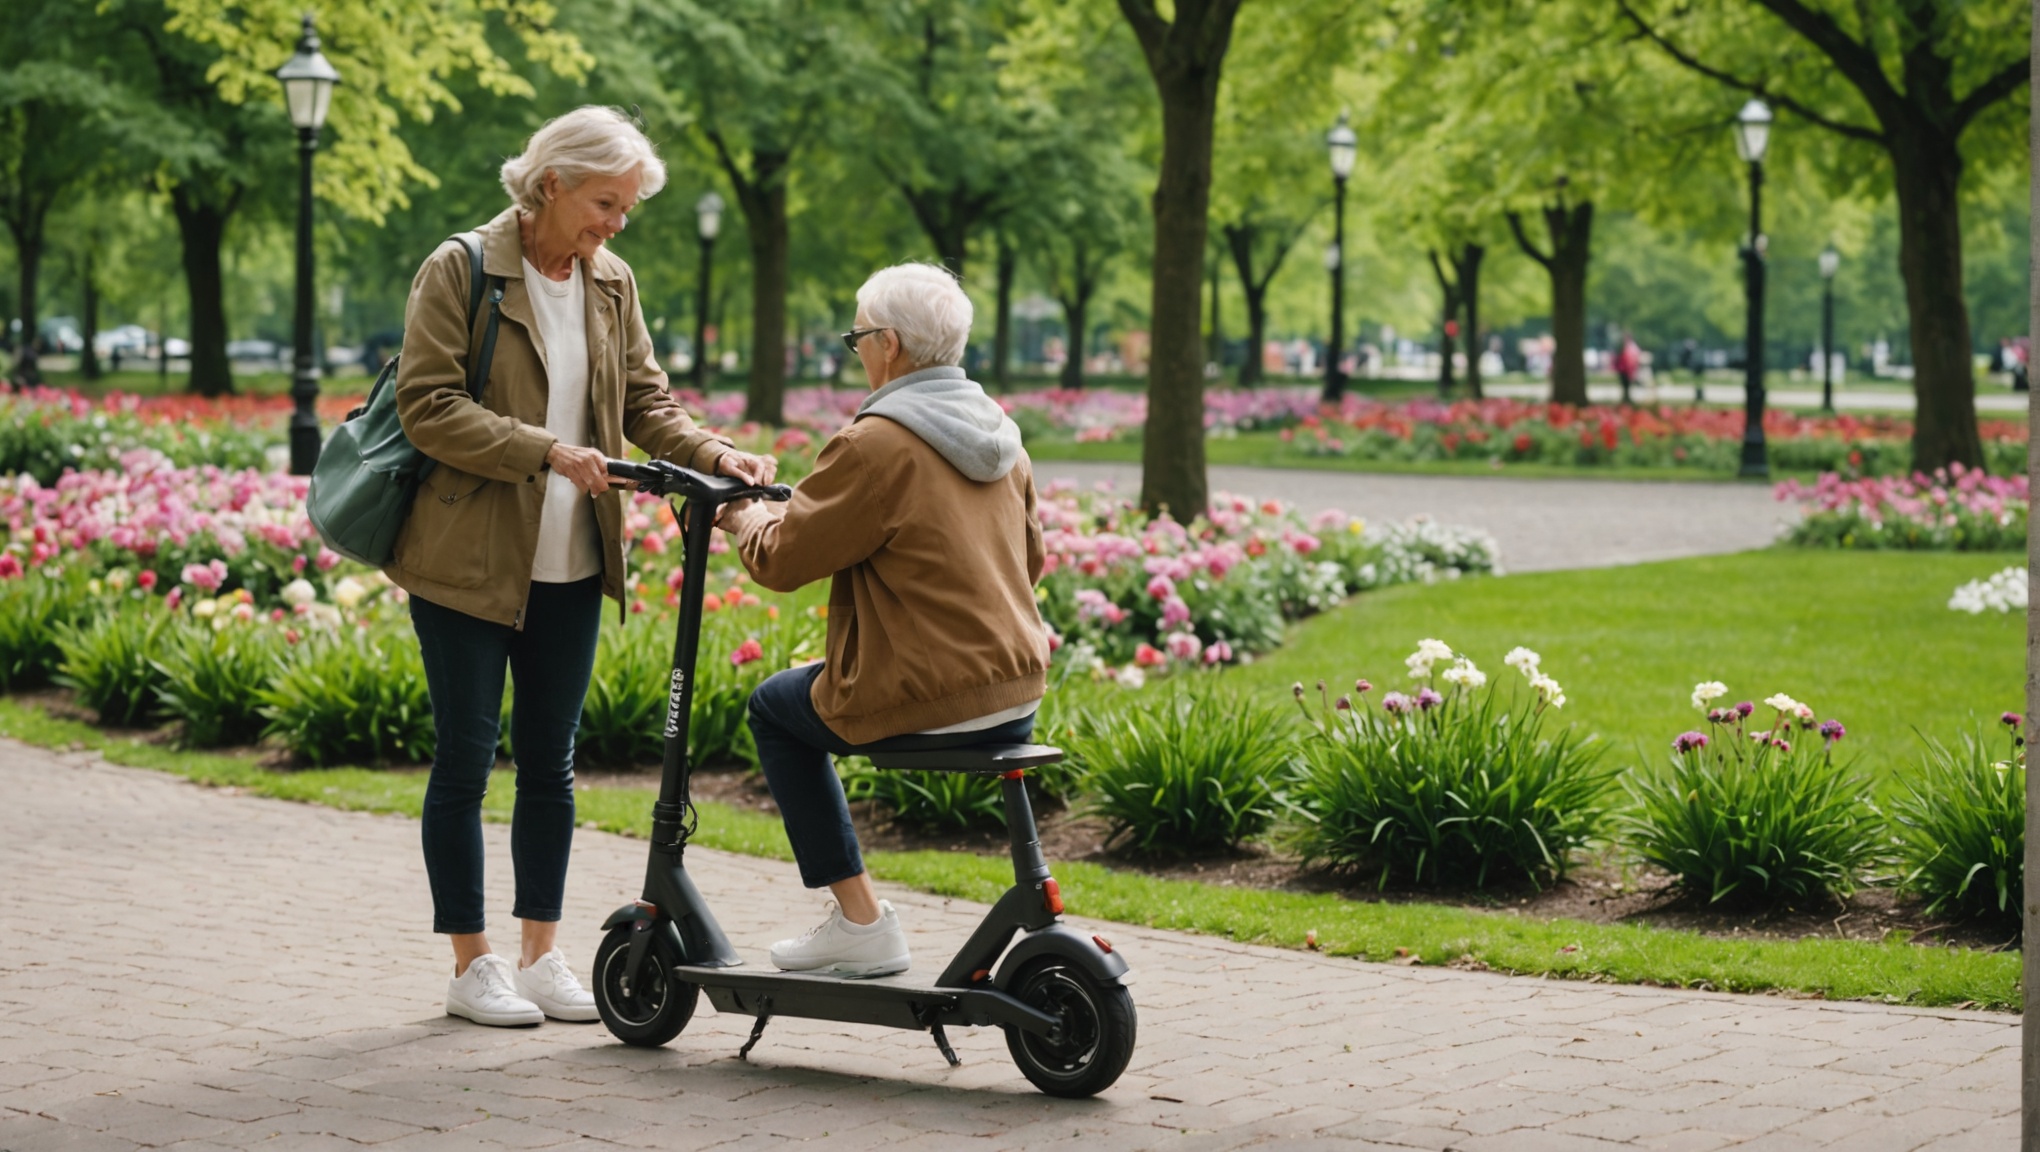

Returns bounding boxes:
[840,327,892,353]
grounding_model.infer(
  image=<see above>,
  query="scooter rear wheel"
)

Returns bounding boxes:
[594,924,698,1047]
[1003,956,1136,1097]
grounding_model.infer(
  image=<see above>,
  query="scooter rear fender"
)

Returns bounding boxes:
[993,923,1131,989]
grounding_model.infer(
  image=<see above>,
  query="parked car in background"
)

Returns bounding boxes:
[224,339,281,362]
[93,325,153,358]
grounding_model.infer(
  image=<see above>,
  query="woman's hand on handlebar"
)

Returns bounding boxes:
[546,443,630,495]
[715,450,777,487]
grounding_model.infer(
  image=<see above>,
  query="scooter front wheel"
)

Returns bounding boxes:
[1003,956,1136,1097]
[594,923,698,1047]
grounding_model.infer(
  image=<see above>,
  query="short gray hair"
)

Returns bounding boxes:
[500,106,668,212]
[856,263,973,367]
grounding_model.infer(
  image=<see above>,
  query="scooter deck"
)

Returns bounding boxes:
[672,958,1059,1035]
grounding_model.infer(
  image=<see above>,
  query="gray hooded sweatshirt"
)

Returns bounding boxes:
[855,365,1023,483]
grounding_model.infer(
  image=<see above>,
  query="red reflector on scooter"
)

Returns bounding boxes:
[1002,768,1026,779]
[971,968,991,983]
[1093,935,1113,954]
[1043,878,1064,915]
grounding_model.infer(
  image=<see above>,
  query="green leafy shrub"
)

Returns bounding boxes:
[1890,721,2025,922]
[0,568,90,690]
[1063,687,1295,852]
[1286,644,1611,889]
[154,624,283,747]
[1621,689,1882,904]
[54,608,171,726]
[260,628,434,765]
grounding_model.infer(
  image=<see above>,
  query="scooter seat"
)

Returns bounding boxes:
[865,743,1064,774]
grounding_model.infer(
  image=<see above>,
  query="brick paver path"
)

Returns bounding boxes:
[1,743,2015,1150]
[1033,465,1787,574]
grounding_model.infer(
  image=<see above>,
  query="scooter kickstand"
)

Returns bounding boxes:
[929,1023,961,1068]
[738,997,773,1062]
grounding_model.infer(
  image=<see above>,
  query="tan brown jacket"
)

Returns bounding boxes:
[386,206,731,627]
[735,416,1050,744]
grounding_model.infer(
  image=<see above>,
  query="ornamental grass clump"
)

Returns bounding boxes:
[259,627,434,766]
[1889,715,2025,924]
[154,624,283,747]
[1620,685,1882,905]
[840,757,1004,831]
[54,606,171,727]
[1063,687,1295,853]
[1286,642,1611,889]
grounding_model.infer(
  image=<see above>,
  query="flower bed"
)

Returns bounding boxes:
[1776,466,2026,551]
[12,385,2019,484]
[1034,484,1497,677]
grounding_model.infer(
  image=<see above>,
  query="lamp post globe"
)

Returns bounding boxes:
[1819,245,1840,413]
[278,12,341,476]
[693,192,724,391]
[1734,98,1771,478]
[1321,112,1357,404]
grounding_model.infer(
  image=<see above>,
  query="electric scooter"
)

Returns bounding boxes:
[590,457,1136,1098]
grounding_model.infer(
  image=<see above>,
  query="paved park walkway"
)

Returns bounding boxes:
[0,742,2016,1150]
[1034,464,1789,573]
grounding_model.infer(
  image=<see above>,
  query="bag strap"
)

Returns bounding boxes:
[451,231,505,403]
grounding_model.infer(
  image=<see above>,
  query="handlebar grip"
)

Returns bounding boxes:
[605,459,651,480]
[758,484,794,502]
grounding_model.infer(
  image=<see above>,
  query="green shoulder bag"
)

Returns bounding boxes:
[307,232,504,567]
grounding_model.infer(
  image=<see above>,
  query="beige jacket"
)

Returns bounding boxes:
[735,416,1050,744]
[386,206,731,627]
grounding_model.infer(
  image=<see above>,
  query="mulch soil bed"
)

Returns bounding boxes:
[26,684,2010,955]
[664,763,2016,954]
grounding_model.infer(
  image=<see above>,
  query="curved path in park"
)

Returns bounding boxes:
[1034,463,1792,573]
[0,746,2013,1150]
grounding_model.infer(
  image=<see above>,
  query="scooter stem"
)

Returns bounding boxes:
[644,490,742,967]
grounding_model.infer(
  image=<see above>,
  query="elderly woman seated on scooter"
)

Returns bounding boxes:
[717,262,1048,977]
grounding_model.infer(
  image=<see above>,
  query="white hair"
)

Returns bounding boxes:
[500,106,668,212]
[856,263,973,368]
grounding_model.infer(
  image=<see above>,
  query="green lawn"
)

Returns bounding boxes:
[1236,550,2025,786]
[0,696,2014,1011]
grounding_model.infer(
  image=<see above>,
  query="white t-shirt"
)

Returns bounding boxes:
[918,700,1040,735]
[523,258,602,583]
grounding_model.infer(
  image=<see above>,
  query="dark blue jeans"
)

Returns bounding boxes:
[411,577,602,934]
[747,664,1036,889]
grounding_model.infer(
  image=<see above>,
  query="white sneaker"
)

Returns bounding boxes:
[515,948,599,1022]
[769,900,910,977]
[446,954,543,1027]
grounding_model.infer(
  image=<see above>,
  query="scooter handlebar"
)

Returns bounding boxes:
[604,458,792,504]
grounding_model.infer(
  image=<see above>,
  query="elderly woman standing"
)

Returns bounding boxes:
[719,264,1048,977]
[391,106,774,1027]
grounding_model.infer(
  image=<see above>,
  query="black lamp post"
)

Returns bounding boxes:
[1321,112,1357,404]
[1819,245,1840,413]
[1733,98,1772,479]
[277,13,339,476]
[693,192,722,392]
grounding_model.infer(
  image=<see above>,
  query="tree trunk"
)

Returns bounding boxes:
[1893,128,1981,471]
[1460,244,1484,400]
[79,246,100,380]
[1206,249,1221,370]
[1429,249,1458,398]
[1548,215,1590,406]
[993,236,1015,390]
[745,182,789,424]
[1139,81,1219,521]
[171,190,234,397]
[725,147,791,426]
[1059,289,1088,391]
[10,217,40,366]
